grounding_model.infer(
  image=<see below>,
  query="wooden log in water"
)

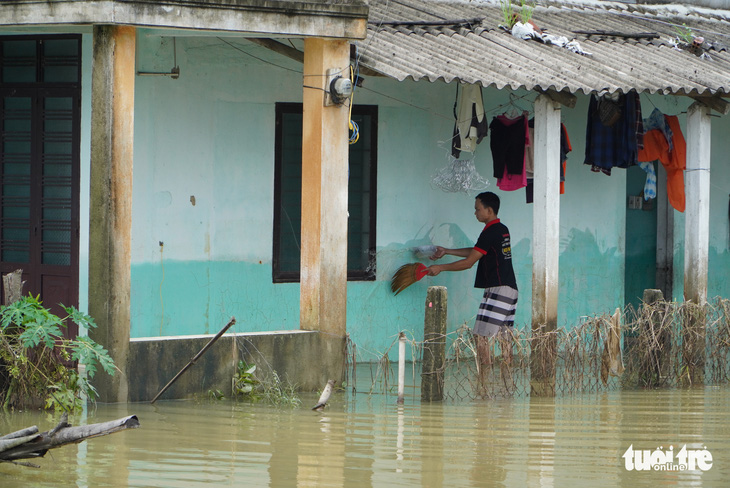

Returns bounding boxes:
[0,413,139,463]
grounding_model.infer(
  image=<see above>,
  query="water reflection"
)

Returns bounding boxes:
[1,387,729,487]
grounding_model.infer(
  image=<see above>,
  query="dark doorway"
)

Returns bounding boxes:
[624,164,658,310]
[0,35,81,338]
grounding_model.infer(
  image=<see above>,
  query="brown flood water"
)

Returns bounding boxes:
[1,386,729,487]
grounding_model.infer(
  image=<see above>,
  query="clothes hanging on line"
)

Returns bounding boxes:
[639,161,657,200]
[525,121,571,204]
[490,112,529,191]
[583,91,644,175]
[644,108,674,152]
[451,84,488,158]
[638,114,686,212]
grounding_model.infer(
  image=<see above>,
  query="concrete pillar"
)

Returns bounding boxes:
[684,102,711,305]
[300,38,350,338]
[530,94,561,396]
[682,101,711,385]
[88,25,136,403]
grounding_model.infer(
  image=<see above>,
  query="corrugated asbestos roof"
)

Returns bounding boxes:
[355,0,730,96]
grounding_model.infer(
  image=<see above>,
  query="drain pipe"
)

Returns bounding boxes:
[397,332,406,404]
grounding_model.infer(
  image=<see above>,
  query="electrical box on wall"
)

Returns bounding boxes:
[628,195,653,211]
[324,67,353,106]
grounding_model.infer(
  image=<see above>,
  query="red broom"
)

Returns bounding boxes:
[390,263,429,295]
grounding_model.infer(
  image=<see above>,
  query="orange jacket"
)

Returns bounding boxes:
[637,115,686,212]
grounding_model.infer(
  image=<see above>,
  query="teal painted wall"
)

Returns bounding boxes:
[129,33,636,359]
[107,33,730,358]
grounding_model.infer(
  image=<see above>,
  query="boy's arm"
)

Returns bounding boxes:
[430,246,473,259]
[427,249,482,276]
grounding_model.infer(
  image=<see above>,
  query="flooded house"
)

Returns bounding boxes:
[0,0,729,402]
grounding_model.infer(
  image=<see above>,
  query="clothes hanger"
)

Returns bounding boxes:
[504,93,529,118]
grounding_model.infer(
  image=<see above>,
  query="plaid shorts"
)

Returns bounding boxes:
[473,286,518,337]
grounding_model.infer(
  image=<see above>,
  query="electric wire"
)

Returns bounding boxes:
[348,65,360,144]
[216,37,302,74]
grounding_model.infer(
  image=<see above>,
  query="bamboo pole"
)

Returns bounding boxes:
[150,317,236,403]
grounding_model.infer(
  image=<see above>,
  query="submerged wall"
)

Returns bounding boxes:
[124,32,730,360]
[129,330,345,401]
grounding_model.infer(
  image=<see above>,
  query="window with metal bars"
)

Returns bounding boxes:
[273,103,378,283]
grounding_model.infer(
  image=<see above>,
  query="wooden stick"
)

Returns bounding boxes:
[150,317,236,404]
[572,30,659,39]
[369,18,484,27]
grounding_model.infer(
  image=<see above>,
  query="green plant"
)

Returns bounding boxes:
[0,294,116,412]
[231,359,300,407]
[500,0,534,29]
[500,0,516,28]
[207,389,225,400]
[232,360,258,397]
[673,23,694,44]
[520,0,535,25]
[257,371,301,407]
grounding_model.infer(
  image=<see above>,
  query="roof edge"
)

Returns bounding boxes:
[0,0,369,39]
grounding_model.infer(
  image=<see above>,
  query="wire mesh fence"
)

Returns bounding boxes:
[349,297,730,401]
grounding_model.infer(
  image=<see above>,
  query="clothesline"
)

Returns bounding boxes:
[440,84,722,215]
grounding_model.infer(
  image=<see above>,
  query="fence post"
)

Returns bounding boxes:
[397,332,406,404]
[683,300,706,386]
[642,289,671,386]
[421,286,447,402]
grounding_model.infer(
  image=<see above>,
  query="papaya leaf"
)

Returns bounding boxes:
[63,305,98,330]
[70,336,116,378]
[18,320,63,349]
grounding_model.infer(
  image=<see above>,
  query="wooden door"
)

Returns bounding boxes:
[0,36,81,339]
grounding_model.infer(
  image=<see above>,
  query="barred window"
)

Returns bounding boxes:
[273,103,377,282]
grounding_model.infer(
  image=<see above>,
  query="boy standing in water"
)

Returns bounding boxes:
[426,191,518,366]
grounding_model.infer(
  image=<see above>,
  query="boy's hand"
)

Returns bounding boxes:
[430,246,446,260]
[426,265,442,277]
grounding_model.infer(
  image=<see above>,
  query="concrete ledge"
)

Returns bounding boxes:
[0,1,368,39]
[127,330,346,402]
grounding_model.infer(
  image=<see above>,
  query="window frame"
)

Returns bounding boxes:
[273,102,378,283]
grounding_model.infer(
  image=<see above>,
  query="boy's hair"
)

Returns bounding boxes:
[476,191,500,215]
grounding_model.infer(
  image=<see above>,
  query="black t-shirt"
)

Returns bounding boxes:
[490,115,527,178]
[473,219,517,290]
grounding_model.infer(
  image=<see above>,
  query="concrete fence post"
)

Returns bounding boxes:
[421,286,447,402]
